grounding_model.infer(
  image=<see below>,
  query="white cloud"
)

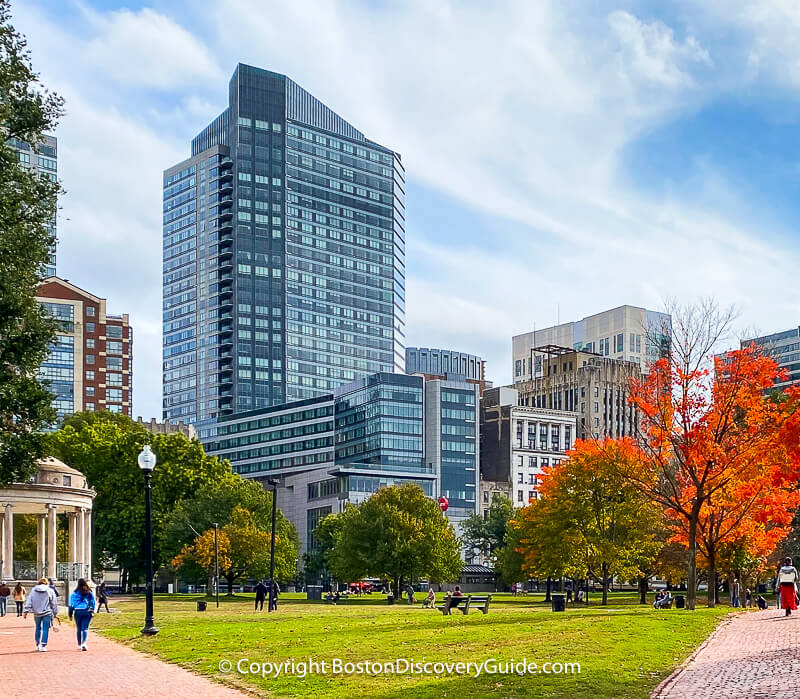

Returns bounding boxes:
[14,0,800,405]
[80,6,224,89]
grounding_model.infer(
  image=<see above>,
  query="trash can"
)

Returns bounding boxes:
[675,595,686,609]
[387,594,395,605]
[196,600,207,612]
[306,585,322,601]
[551,594,565,612]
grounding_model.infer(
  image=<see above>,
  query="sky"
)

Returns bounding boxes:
[13,0,800,420]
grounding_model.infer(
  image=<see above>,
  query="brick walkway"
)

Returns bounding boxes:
[654,608,800,698]
[0,612,247,698]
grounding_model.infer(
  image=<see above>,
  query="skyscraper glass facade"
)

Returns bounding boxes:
[163,65,405,428]
[10,135,58,276]
[334,373,424,473]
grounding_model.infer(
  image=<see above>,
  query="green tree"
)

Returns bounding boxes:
[460,493,515,567]
[303,512,344,584]
[162,476,299,595]
[0,0,63,486]
[173,507,297,595]
[48,412,235,582]
[515,440,662,605]
[329,483,463,596]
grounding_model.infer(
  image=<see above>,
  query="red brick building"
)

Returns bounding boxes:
[36,277,132,419]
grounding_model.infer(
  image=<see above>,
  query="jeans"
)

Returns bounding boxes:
[0,596,7,616]
[16,601,23,616]
[34,614,52,647]
[255,596,264,611]
[74,610,93,646]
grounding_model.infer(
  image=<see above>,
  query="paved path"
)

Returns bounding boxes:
[654,608,800,698]
[0,612,248,698]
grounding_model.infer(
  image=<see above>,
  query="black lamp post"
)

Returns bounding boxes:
[267,479,278,612]
[138,445,159,635]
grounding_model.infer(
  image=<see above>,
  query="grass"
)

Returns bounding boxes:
[93,591,733,698]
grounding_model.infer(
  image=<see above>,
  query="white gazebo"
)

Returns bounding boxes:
[0,458,95,585]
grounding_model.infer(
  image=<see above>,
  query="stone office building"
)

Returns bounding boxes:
[512,346,641,442]
[480,386,577,509]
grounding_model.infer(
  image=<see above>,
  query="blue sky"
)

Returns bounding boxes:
[14,0,800,419]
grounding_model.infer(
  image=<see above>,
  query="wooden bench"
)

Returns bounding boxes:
[438,594,492,615]
[468,594,492,614]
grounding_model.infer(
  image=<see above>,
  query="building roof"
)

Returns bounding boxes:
[461,564,496,575]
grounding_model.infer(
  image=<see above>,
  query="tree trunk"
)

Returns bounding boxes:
[226,574,234,596]
[393,576,401,599]
[638,576,648,604]
[707,550,716,608]
[686,514,698,610]
[120,569,127,594]
[545,577,552,602]
[207,572,214,598]
[585,577,590,605]
[601,562,609,606]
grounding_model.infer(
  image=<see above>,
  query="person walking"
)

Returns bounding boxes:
[0,581,10,617]
[406,583,415,605]
[13,582,26,617]
[776,557,799,617]
[96,582,110,613]
[732,579,740,608]
[254,580,268,611]
[47,578,60,599]
[269,579,280,611]
[68,578,95,651]
[23,577,59,651]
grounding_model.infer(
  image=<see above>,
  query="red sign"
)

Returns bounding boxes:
[438,496,449,512]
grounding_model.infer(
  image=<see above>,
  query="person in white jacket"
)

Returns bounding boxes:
[776,558,799,617]
[23,577,60,651]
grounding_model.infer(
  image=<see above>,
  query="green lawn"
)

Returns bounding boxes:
[93,592,732,698]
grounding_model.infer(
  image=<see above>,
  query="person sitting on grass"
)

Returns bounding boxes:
[422,588,436,609]
[756,595,768,610]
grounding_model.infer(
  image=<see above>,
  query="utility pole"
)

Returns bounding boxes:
[267,479,278,612]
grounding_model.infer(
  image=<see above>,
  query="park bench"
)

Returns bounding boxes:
[438,594,492,615]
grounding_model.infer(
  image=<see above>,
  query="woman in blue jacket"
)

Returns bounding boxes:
[68,578,95,651]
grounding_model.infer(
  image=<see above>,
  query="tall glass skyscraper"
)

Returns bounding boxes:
[163,64,406,428]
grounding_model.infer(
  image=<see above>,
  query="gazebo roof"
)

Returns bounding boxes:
[35,457,84,479]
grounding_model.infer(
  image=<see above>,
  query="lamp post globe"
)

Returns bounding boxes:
[139,445,159,635]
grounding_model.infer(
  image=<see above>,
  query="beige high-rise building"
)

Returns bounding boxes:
[512,305,670,382]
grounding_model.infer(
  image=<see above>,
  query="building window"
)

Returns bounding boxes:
[85,370,95,380]
[86,355,95,364]
[518,472,523,483]
[85,402,94,411]
[106,341,123,355]
[529,491,535,501]
[86,387,94,396]
[86,307,96,317]
[594,386,599,397]
[86,322,95,333]
[63,475,71,486]
[107,325,123,339]
[483,491,489,503]
[517,490,523,502]
[107,388,122,402]
[107,373,122,386]
[86,339,95,348]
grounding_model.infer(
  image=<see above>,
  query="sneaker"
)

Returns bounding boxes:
[81,644,87,651]
[36,644,41,651]
[39,646,47,652]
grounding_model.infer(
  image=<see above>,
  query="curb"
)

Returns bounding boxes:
[650,611,738,698]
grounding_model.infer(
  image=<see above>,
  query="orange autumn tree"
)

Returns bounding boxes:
[626,315,800,610]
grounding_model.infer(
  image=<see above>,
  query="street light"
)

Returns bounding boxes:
[138,445,159,636]
[267,479,278,612]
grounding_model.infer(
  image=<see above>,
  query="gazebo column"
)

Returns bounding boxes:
[1,504,13,581]
[83,509,92,579]
[77,507,86,578]
[68,512,77,575]
[46,504,57,579]
[37,515,47,578]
